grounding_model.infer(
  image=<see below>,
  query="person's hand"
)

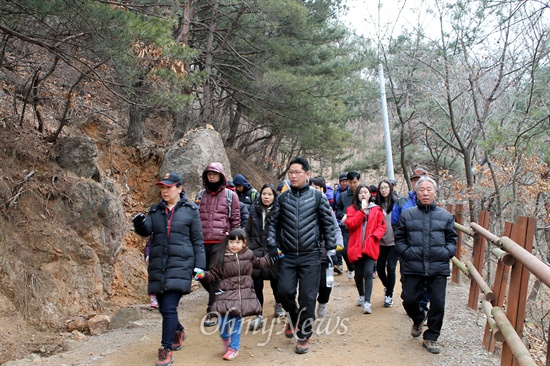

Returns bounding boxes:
[341,214,347,226]
[361,199,368,210]
[327,249,337,265]
[132,213,146,225]
[268,246,281,263]
[194,268,205,281]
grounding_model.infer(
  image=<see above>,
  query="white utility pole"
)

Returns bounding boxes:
[378,63,394,180]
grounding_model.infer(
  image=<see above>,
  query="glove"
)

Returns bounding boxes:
[336,243,344,252]
[268,246,282,263]
[327,249,337,265]
[194,268,205,281]
[132,213,146,225]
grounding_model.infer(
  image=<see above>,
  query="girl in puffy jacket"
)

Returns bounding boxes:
[200,228,272,361]
[345,184,386,315]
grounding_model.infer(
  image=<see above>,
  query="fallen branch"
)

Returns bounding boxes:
[7,170,35,208]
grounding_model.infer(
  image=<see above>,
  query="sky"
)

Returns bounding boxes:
[342,0,441,40]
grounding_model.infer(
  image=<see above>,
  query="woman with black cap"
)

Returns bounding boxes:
[132,172,206,366]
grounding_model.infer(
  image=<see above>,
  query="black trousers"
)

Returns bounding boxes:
[317,261,332,304]
[401,274,447,341]
[204,242,223,312]
[278,252,321,340]
[341,230,354,271]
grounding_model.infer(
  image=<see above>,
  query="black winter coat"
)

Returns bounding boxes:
[394,201,457,277]
[246,201,278,279]
[266,185,336,255]
[134,198,206,295]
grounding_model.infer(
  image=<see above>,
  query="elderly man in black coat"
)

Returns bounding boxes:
[395,176,457,355]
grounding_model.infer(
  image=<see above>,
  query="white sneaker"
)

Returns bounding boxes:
[316,303,327,317]
[355,295,365,306]
[362,302,372,314]
[249,315,264,331]
[347,270,355,280]
[384,296,393,308]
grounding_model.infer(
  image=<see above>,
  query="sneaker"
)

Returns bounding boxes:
[362,302,372,314]
[249,315,264,331]
[384,296,393,308]
[150,295,159,308]
[355,295,365,306]
[347,270,355,280]
[284,322,297,338]
[422,339,441,354]
[372,271,377,279]
[334,264,344,275]
[411,323,423,338]
[295,338,310,354]
[317,303,327,317]
[221,338,230,353]
[156,346,173,366]
[203,314,218,327]
[223,347,239,360]
[274,303,284,317]
[172,329,187,351]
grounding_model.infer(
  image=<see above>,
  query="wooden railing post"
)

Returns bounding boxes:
[501,217,536,366]
[468,210,490,310]
[483,223,513,353]
[452,203,464,284]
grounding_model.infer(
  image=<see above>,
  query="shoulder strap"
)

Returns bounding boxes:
[250,189,258,202]
[226,188,233,217]
[195,189,205,205]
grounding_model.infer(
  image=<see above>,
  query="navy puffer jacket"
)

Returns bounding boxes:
[266,185,336,255]
[394,201,457,277]
[134,198,206,295]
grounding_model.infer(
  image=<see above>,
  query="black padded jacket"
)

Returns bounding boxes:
[266,184,336,255]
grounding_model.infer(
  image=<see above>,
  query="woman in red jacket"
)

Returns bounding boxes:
[344,184,386,314]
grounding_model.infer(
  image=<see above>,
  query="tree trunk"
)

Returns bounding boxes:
[199,0,219,127]
[126,102,145,147]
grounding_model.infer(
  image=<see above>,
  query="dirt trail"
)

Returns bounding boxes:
[25,271,500,366]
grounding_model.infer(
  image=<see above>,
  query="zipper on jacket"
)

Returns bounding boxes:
[236,253,242,306]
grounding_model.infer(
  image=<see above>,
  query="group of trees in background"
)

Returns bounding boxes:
[1,0,548,228]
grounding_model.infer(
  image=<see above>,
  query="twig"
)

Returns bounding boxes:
[7,170,35,208]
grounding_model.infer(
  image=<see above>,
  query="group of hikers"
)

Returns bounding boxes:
[132,157,458,366]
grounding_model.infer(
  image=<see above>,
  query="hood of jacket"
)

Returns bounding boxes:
[201,162,228,192]
[233,174,251,190]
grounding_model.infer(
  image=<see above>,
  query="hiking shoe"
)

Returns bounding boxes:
[249,315,264,331]
[384,296,393,308]
[274,303,284,317]
[172,329,186,351]
[284,322,297,338]
[362,302,372,314]
[295,338,310,354]
[203,314,217,327]
[156,346,173,366]
[355,295,365,306]
[317,303,327,317]
[372,271,377,279]
[334,264,344,275]
[221,338,230,353]
[347,270,355,280]
[423,339,441,354]
[223,347,238,360]
[411,323,423,338]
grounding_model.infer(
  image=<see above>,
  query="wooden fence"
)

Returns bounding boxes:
[448,204,549,366]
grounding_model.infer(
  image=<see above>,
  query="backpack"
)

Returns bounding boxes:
[195,188,233,217]
[250,189,258,203]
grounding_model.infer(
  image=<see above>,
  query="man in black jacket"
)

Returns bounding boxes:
[266,156,336,355]
[394,176,457,354]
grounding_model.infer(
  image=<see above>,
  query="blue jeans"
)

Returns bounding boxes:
[219,314,243,351]
[156,291,184,350]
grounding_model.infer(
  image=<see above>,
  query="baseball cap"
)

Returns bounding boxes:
[339,173,348,182]
[411,168,428,180]
[156,172,183,186]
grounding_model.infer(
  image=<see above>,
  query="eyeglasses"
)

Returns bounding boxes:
[288,170,304,176]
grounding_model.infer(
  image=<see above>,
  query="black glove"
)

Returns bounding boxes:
[268,246,280,263]
[132,213,146,225]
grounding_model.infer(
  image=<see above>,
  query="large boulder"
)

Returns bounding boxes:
[56,137,101,181]
[160,127,233,198]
